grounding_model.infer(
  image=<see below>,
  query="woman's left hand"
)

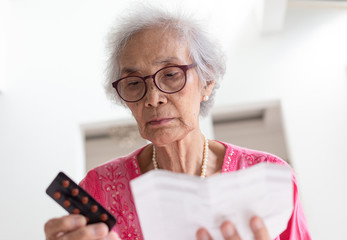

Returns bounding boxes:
[196,216,271,240]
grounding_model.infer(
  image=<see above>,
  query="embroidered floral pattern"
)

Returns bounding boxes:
[96,157,143,240]
[222,148,235,172]
[223,147,287,172]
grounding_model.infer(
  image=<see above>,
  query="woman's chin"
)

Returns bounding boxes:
[145,130,186,146]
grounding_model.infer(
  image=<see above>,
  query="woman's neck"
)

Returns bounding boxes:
[138,130,226,177]
[154,130,205,176]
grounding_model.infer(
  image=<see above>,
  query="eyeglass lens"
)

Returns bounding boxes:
[116,66,186,102]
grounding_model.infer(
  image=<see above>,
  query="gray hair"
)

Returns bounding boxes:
[104,6,226,117]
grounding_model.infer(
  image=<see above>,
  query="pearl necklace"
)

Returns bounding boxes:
[152,135,209,179]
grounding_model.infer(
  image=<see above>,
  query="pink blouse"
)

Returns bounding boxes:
[79,141,311,240]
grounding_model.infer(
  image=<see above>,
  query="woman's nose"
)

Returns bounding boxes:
[144,79,167,107]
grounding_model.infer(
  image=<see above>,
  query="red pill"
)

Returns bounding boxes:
[72,208,80,214]
[86,217,90,223]
[91,205,98,213]
[81,196,88,204]
[63,200,71,208]
[53,191,61,199]
[100,213,108,221]
[71,188,79,196]
[62,180,70,188]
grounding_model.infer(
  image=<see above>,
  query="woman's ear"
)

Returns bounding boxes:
[201,80,215,101]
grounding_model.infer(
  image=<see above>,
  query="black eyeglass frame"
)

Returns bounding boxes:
[112,63,197,103]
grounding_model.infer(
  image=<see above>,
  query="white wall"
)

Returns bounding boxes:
[0,0,10,91]
[0,0,346,239]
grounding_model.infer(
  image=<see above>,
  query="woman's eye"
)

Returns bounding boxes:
[128,81,139,86]
[165,72,178,77]
[126,79,140,86]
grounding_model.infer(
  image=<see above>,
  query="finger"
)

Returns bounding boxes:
[196,227,213,240]
[220,221,241,240]
[250,216,271,240]
[44,214,86,238]
[100,231,121,240]
[58,222,109,240]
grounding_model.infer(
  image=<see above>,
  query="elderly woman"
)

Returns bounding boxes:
[44,7,311,240]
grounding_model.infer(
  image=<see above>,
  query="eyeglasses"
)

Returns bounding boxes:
[112,63,197,102]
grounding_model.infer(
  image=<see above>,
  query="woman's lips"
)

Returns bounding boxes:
[148,118,174,126]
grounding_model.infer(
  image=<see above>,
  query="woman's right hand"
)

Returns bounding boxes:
[196,216,270,240]
[44,214,120,240]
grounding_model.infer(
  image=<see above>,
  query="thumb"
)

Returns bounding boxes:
[106,231,121,240]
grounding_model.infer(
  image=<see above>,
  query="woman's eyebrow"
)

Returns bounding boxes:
[120,67,139,75]
[120,57,182,75]
[153,57,181,65]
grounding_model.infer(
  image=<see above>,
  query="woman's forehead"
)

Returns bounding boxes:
[118,28,191,68]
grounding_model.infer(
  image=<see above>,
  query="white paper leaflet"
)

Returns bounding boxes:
[130,162,293,240]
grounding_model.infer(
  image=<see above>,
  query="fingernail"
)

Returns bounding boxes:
[198,231,210,240]
[252,217,264,230]
[222,222,235,237]
[72,215,86,226]
[93,223,108,237]
[106,231,120,240]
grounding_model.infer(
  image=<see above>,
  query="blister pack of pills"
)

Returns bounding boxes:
[46,172,117,231]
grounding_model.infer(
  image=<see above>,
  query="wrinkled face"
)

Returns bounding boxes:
[118,28,212,146]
